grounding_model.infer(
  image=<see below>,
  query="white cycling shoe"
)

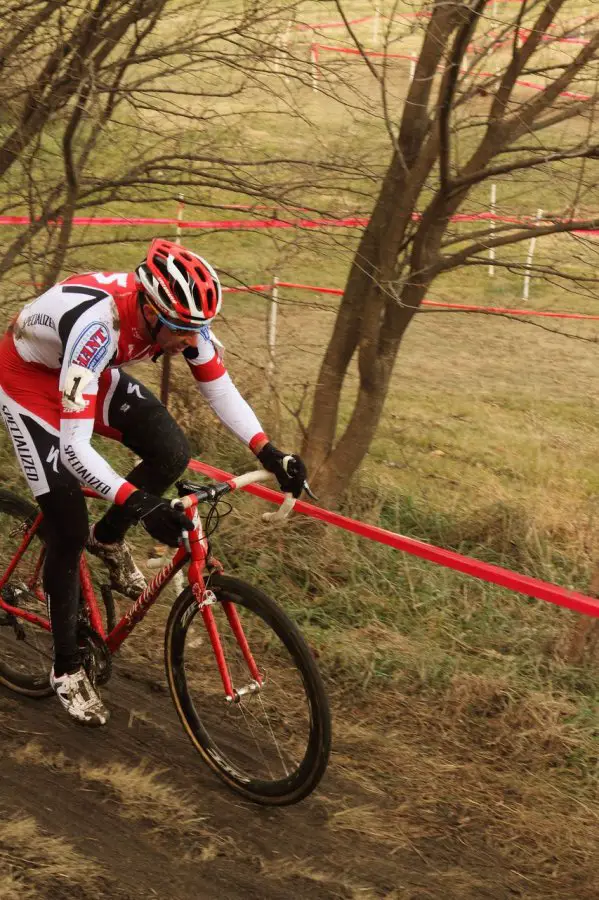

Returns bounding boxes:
[50,666,110,727]
[87,527,147,600]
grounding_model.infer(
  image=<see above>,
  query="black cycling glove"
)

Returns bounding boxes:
[121,489,192,547]
[256,442,307,498]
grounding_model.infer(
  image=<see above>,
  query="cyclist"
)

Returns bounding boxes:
[0,239,307,727]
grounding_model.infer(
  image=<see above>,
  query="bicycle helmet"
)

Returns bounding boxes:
[136,238,222,329]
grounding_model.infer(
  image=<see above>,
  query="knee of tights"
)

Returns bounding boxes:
[146,434,191,484]
[43,514,89,554]
[37,489,89,552]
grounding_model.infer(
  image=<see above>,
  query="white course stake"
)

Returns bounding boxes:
[581,9,588,39]
[310,45,318,93]
[488,183,497,277]
[267,276,279,381]
[522,208,543,301]
[372,6,380,47]
[175,192,184,245]
[408,58,416,84]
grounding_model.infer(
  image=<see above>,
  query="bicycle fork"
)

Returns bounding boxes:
[192,580,263,703]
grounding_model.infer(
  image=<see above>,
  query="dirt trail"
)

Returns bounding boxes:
[1,663,397,900]
[1,657,595,900]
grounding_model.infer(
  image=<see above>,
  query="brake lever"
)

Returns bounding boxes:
[302,480,318,502]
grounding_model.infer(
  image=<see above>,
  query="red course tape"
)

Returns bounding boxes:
[1,211,595,234]
[224,281,599,321]
[188,459,599,618]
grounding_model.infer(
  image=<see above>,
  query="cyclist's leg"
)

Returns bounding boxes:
[0,388,87,675]
[92,369,190,544]
[37,485,88,675]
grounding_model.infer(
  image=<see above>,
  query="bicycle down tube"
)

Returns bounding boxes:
[0,471,294,701]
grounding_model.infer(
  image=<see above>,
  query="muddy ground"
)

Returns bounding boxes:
[1,650,597,900]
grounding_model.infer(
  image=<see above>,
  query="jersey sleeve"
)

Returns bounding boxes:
[58,295,133,502]
[183,330,267,451]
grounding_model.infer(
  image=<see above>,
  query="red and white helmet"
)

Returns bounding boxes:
[136,238,222,329]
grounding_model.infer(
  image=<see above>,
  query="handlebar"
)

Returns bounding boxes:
[173,469,297,524]
[146,470,297,574]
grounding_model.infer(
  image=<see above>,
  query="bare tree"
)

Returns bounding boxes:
[301,0,599,501]
[0,0,345,288]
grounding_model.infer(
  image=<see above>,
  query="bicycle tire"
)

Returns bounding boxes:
[0,489,114,697]
[165,573,331,805]
[0,489,53,696]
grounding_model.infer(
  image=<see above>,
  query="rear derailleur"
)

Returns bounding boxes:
[0,584,30,640]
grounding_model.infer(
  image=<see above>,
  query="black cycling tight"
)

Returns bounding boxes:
[38,395,190,676]
[38,485,88,675]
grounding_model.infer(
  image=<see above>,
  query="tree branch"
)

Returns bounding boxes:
[435,217,599,274]
[438,0,487,195]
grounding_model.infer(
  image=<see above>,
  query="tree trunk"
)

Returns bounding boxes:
[310,285,422,501]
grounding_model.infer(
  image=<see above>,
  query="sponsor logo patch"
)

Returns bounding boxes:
[70,322,111,371]
[93,272,128,288]
[22,313,56,330]
[62,445,111,495]
[46,446,60,474]
[1,405,38,481]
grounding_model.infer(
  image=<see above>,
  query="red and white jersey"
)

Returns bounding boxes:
[1,271,266,501]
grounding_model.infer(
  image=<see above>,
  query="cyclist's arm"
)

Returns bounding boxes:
[58,299,135,503]
[183,333,267,452]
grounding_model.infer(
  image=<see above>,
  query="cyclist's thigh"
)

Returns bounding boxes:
[37,482,89,551]
[95,368,189,464]
[0,385,79,498]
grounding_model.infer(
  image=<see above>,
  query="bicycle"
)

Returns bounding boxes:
[0,470,331,806]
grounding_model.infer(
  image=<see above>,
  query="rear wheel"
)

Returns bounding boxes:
[0,490,53,696]
[0,489,114,697]
[165,574,331,805]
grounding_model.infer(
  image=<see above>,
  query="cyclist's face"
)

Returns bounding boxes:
[141,303,199,354]
[156,325,198,354]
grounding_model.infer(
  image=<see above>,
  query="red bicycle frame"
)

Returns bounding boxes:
[0,472,293,701]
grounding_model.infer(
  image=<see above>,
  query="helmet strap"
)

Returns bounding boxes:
[138,292,164,344]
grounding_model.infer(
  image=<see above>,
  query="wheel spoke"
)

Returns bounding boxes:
[166,574,331,803]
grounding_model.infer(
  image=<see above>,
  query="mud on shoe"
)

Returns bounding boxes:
[87,527,147,600]
[50,666,110,727]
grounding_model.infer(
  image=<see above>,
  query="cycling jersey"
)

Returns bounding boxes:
[0,271,266,500]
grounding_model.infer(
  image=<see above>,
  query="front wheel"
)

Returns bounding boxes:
[165,574,331,805]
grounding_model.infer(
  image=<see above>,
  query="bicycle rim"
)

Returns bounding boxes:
[0,493,53,696]
[166,575,331,805]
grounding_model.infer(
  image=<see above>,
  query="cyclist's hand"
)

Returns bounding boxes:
[121,489,191,547]
[256,442,307,499]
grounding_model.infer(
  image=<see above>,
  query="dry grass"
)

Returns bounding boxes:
[10,742,222,860]
[259,856,382,900]
[83,760,204,829]
[0,815,103,900]
[326,685,599,899]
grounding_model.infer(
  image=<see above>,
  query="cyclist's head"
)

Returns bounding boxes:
[136,238,222,332]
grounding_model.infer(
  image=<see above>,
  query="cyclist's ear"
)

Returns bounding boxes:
[142,299,158,325]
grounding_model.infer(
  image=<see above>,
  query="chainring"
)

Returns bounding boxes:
[77,623,112,686]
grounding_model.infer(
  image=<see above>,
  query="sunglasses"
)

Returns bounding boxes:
[154,309,206,333]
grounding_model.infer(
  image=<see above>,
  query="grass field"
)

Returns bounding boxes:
[1,2,598,896]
